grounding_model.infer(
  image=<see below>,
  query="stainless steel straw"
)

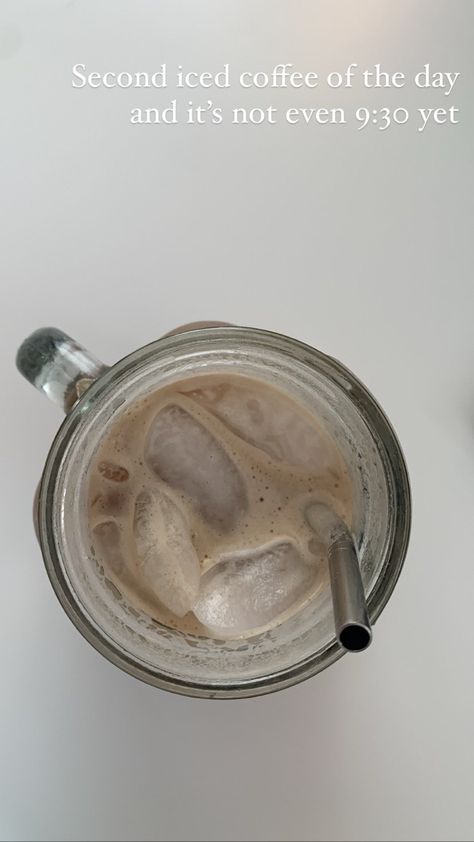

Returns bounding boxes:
[305,503,372,652]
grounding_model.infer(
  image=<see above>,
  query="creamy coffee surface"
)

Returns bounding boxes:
[88,374,351,639]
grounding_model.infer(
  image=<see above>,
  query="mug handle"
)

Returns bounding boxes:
[16,327,107,413]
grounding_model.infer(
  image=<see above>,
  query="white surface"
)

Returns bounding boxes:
[1,1,473,840]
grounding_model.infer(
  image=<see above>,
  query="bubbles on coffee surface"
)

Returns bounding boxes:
[88,374,351,639]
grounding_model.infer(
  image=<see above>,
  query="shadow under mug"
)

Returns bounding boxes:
[17,325,411,699]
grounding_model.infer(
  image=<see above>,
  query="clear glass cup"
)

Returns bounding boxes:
[17,325,411,699]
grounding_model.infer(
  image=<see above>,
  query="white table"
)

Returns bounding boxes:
[1,2,472,839]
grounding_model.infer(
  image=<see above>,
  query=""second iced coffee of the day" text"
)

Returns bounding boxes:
[71,63,461,132]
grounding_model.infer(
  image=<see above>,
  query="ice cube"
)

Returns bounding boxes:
[184,381,333,473]
[133,487,200,617]
[144,404,248,531]
[193,540,317,638]
[93,520,126,575]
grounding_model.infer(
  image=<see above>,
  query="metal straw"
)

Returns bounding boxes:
[305,502,372,652]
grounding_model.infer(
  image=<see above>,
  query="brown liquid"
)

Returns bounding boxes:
[88,374,351,638]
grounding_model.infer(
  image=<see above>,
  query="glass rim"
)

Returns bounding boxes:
[37,326,411,698]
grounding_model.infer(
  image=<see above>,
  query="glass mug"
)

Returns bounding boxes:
[17,324,411,699]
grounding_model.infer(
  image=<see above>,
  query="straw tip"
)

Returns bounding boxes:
[339,623,372,652]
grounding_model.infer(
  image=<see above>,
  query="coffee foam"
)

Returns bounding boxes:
[88,373,352,637]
